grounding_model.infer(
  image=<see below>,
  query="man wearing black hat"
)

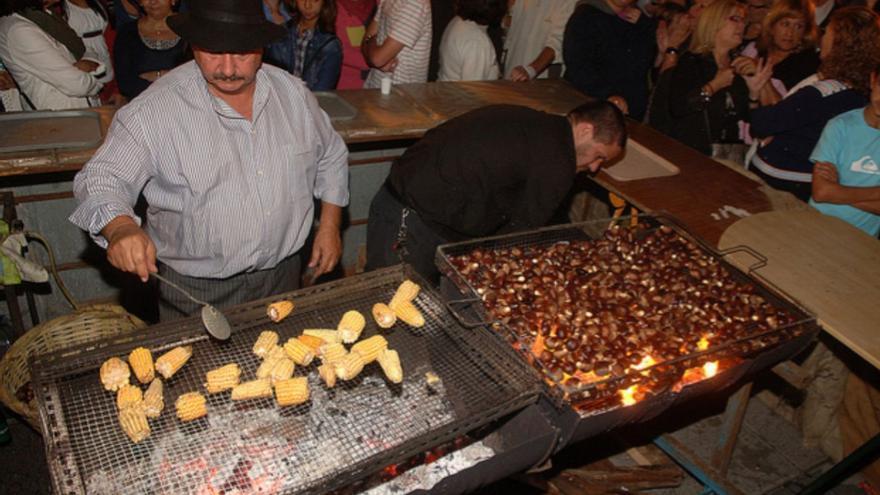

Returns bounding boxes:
[70,0,350,320]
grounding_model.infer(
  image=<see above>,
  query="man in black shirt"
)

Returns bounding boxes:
[365,101,627,282]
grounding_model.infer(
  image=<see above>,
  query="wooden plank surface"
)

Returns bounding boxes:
[593,123,774,246]
[330,86,439,143]
[718,209,880,369]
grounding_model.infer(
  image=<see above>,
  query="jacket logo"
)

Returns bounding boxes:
[850,156,880,175]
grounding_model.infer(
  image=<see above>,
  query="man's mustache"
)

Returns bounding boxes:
[212,73,246,81]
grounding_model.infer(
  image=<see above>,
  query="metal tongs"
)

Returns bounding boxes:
[152,273,232,340]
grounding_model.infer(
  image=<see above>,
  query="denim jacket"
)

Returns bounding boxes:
[264,25,343,91]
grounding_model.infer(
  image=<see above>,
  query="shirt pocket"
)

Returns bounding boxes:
[284,145,317,204]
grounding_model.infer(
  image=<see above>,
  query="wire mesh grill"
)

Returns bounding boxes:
[436,214,818,412]
[32,265,541,495]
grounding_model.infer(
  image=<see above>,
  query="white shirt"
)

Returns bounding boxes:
[438,17,499,82]
[502,0,577,79]
[64,1,113,83]
[364,0,432,88]
[0,13,101,110]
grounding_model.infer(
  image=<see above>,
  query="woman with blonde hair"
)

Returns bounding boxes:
[741,0,820,103]
[749,7,880,200]
[665,0,769,157]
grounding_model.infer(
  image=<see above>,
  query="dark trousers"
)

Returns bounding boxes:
[158,254,302,322]
[365,184,449,284]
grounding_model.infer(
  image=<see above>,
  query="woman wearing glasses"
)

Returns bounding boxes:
[665,0,769,158]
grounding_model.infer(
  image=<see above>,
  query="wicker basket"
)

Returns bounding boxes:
[0,304,146,430]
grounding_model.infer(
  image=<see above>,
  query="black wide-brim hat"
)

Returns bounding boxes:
[167,0,286,52]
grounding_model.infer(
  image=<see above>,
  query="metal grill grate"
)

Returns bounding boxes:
[436,215,817,410]
[32,265,541,495]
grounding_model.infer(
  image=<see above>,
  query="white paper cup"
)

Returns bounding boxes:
[380,76,392,95]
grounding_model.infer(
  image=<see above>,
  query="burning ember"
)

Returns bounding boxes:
[618,384,648,407]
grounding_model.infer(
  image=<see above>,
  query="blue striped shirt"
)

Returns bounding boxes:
[70,60,350,278]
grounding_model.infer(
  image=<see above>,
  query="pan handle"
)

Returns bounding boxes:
[445,297,491,328]
[718,244,768,274]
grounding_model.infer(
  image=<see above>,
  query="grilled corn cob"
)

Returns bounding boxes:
[143,378,164,418]
[116,384,144,411]
[335,351,366,381]
[231,379,273,401]
[283,338,315,366]
[266,300,294,322]
[320,342,347,364]
[119,406,150,443]
[205,363,241,393]
[377,349,403,384]
[318,362,337,388]
[175,392,207,422]
[266,345,286,361]
[128,347,154,384]
[392,301,425,328]
[155,346,193,379]
[303,329,341,344]
[100,357,131,392]
[252,331,279,358]
[297,334,325,353]
[270,358,295,383]
[351,335,388,364]
[274,377,309,406]
[372,303,397,328]
[389,280,420,308]
[256,355,280,380]
[338,310,366,344]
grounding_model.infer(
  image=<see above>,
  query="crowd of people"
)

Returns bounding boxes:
[2,0,880,238]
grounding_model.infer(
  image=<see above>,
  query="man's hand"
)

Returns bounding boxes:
[0,70,15,91]
[509,65,531,82]
[74,59,100,73]
[308,223,342,278]
[811,161,842,203]
[307,202,343,279]
[102,216,157,282]
[814,161,839,183]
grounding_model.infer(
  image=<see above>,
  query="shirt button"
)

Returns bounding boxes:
[257,170,263,176]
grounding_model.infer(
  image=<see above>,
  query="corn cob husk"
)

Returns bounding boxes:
[377,349,403,384]
[175,392,207,422]
[371,303,397,329]
[270,358,295,384]
[338,310,366,344]
[297,334,325,353]
[119,406,150,443]
[391,301,425,328]
[155,346,193,379]
[205,363,241,393]
[350,335,388,364]
[143,378,164,418]
[303,329,342,344]
[231,379,273,401]
[274,377,309,407]
[318,362,337,388]
[320,342,347,364]
[334,351,366,381]
[252,331,279,358]
[116,384,144,411]
[283,338,315,366]
[128,347,155,384]
[266,300,294,322]
[100,357,131,392]
[389,280,420,308]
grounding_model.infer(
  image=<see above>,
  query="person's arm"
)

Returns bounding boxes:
[749,86,820,138]
[667,55,729,118]
[363,0,429,69]
[812,162,880,213]
[301,87,349,276]
[69,107,157,279]
[311,36,343,90]
[6,20,101,98]
[509,46,554,81]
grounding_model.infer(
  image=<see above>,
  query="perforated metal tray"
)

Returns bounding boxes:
[31,265,541,495]
[0,110,102,154]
